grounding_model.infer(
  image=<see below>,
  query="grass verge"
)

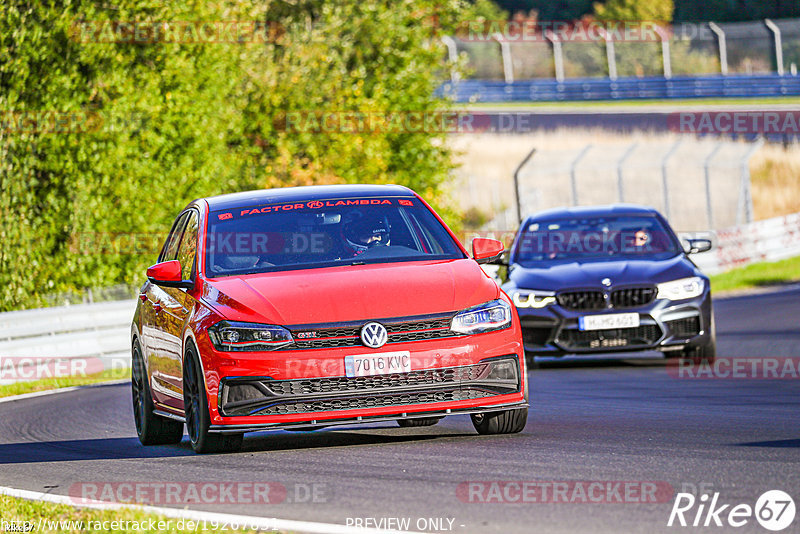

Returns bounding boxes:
[0,368,130,399]
[0,494,262,533]
[710,255,800,293]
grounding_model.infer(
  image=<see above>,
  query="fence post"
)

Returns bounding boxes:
[661,140,682,220]
[764,19,784,76]
[616,143,638,202]
[545,30,565,82]
[513,147,537,224]
[738,138,764,224]
[570,145,593,206]
[708,22,728,75]
[704,143,724,228]
[655,25,672,79]
[440,36,460,82]
[492,33,514,83]
[599,28,618,80]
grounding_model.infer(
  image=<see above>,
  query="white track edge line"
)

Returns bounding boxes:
[0,485,422,534]
[0,379,131,404]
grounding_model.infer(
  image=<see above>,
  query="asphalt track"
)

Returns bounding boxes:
[1,286,799,533]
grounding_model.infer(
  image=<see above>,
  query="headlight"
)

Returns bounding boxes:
[208,321,293,351]
[451,299,512,334]
[509,289,556,309]
[656,277,705,301]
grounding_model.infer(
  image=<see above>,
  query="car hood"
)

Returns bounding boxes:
[506,254,700,292]
[202,259,499,325]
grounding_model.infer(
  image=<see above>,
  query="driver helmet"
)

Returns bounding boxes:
[343,212,391,253]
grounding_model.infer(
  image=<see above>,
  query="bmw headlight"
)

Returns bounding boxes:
[451,299,512,334]
[656,277,705,301]
[509,290,556,309]
[208,321,293,351]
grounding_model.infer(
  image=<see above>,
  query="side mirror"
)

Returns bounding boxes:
[472,238,504,265]
[146,260,193,289]
[684,238,713,254]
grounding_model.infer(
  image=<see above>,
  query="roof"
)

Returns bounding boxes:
[202,184,416,211]
[524,204,661,223]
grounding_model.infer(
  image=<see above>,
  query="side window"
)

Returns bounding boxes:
[176,211,199,280]
[159,212,189,262]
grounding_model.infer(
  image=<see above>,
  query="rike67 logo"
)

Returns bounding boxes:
[668,490,796,531]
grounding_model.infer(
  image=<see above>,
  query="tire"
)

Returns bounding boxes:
[471,407,528,435]
[397,417,442,428]
[131,340,184,446]
[183,345,243,454]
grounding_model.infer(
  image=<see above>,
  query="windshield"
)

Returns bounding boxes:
[512,215,680,265]
[205,196,465,276]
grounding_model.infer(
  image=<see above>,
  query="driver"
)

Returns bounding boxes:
[343,212,391,255]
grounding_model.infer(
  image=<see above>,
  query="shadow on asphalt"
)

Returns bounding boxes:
[0,430,474,463]
[532,357,667,370]
[736,438,800,448]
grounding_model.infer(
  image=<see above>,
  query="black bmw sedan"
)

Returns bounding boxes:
[501,205,716,363]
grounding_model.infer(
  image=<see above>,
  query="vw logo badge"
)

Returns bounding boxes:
[360,322,388,349]
[601,278,612,287]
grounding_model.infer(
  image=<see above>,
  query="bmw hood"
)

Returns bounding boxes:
[203,259,499,325]
[505,254,701,292]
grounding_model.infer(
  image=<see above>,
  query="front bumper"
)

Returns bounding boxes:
[194,320,527,428]
[518,290,713,356]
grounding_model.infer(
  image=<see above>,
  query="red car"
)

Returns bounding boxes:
[131,185,528,453]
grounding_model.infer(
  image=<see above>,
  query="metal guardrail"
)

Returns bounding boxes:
[0,300,134,384]
[438,74,800,102]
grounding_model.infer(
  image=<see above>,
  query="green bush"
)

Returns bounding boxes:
[1,0,479,311]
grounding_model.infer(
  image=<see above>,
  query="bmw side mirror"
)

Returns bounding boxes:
[146,260,194,289]
[684,238,713,254]
[472,238,504,265]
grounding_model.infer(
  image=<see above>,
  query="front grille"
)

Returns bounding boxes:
[556,324,662,351]
[285,315,456,350]
[666,316,701,338]
[263,364,491,396]
[220,357,521,416]
[250,389,487,416]
[557,287,656,310]
[557,291,606,310]
[610,287,657,308]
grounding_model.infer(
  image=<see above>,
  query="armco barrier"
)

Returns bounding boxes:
[690,212,800,275]
[0,300,135,384]
[438,74,800,103]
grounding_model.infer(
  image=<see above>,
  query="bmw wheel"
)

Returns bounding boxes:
[183,345,243,454]
[132,340,184,445]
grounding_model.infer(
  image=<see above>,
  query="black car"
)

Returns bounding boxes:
[501,204,715,363]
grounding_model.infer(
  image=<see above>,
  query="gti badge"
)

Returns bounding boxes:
[601,278,612,287]
[361,322,388,349]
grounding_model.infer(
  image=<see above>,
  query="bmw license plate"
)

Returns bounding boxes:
[345,351,412,378]
[579,313,640,331]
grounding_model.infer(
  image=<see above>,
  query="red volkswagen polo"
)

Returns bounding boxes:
[131,185,528,453]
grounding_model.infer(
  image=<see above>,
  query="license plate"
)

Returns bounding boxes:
[344,351,412,378]
[579,313,640,331]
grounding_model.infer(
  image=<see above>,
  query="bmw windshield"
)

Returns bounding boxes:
[205,197,465,276]
[512,215,681,266]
